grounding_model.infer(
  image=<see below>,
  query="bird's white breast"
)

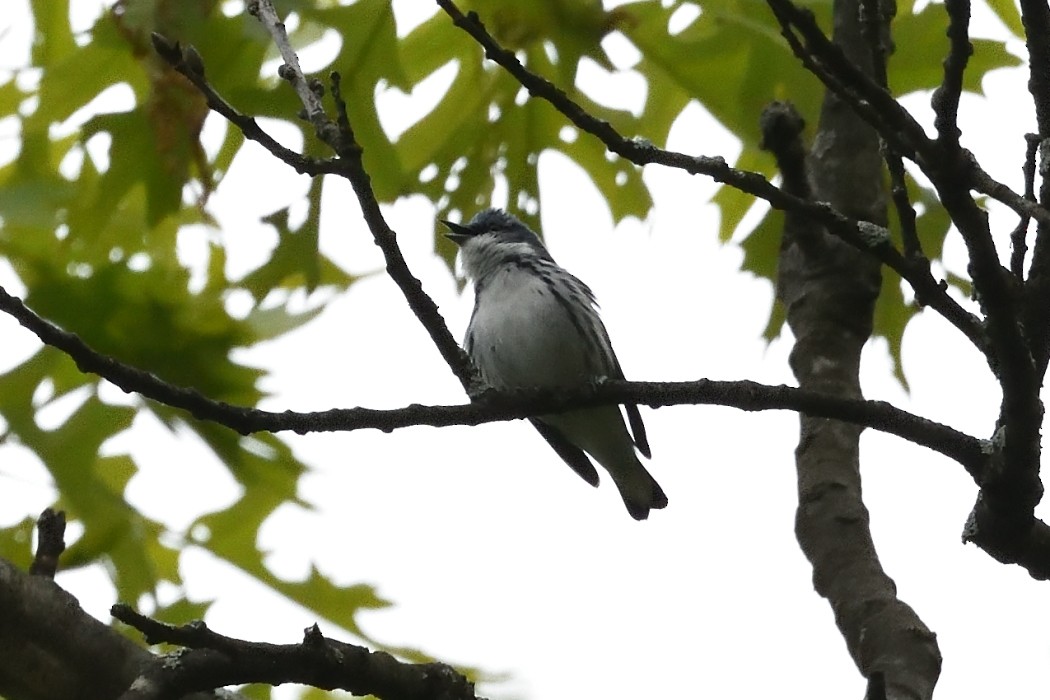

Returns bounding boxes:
[467,266,600,390]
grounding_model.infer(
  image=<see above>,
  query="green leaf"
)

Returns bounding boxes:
[739,208,782,283]
[618,0,823,147]
[238,685,274,700]
[188,431,388,639]
[0,350,181,600]
[981,0,1024,37]
[34,16,149,127]
[29,0,76,68]
[739,208,785,339]
[239,179,356,302]
[149,596,214,626]
[0,517,37,571]
[0,79,25,119]
[872,274,915,389]
[712,150,777,243]
[891,6,1022,95]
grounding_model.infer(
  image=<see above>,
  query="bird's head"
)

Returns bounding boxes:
[443,208,553,282]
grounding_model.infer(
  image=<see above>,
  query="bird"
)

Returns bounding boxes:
[443,208,667,520]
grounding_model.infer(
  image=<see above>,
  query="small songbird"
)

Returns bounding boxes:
[443,208,667,520]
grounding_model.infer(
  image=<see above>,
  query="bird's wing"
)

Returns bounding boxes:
[601,331,652,460]
[622,402,651,459]
[530,418,601,487]
[568,276,652,460]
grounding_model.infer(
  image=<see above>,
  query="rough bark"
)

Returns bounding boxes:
[0,558,229,700]
[765,0,943,696]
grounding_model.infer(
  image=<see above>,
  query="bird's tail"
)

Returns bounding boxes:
[615,462,668,521]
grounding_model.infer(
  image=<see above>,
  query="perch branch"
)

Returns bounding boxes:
[0,280,986,477]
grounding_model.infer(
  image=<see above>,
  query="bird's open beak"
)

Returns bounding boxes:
[441,219,474,245]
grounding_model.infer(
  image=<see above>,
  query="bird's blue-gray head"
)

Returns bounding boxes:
[443,208,554,282]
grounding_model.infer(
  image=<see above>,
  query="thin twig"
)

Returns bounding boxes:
[150,33,342,177]
[247,0,336,144]
[932,0,972,148]
[860,0,922,259]
[1018,0,1050,136]
[768,0,917,163]
[762,0,936,162]
[971,162,1050,229]
[1010,134,1040,277]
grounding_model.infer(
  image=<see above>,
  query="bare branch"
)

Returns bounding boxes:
[112,605,480,700]
[29,509,66,579]
[1019,0,1050,136]
[761,0,1028,374]
[150,32,342,177]
[763,0,935,161]
[964,494,1050,580]
[1017,0,1050,370]
[323,70,479,391]
[1009,134,1040,277]
[861,0,923,260]
[971,159,1050,230]
[931,0,972,148]
[246,0,341,148]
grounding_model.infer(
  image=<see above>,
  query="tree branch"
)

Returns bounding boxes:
[763,0,1050,227]
[246,0,331,137]
[969,157,1050,229]
[1019,0,1050,137]
[763,0,935,161]
[112,606,481,700]
[0,278,986,474]
[0,557,234,700]
[1018,0,1050,367]
[963,496,1050,580]
[931,0,972,148]
[763,0,1033,365]
[29,508,66,579]
[1009,134,1040,278]
[861,0,922,261]
[149,33,343,178]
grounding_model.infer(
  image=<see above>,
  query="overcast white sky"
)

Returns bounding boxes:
[2,1,1049,699]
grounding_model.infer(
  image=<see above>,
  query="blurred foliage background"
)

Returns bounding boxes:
[0,0,1021,696]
